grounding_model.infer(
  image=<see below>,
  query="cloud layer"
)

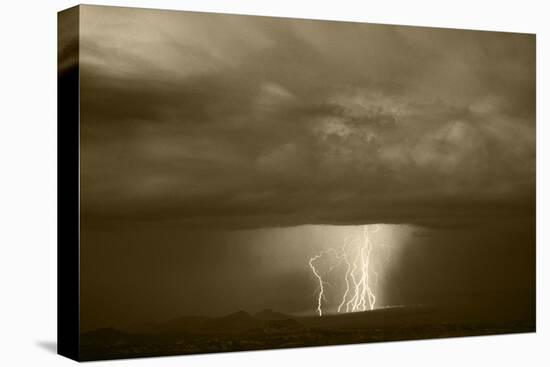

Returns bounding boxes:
[79,6,535,229]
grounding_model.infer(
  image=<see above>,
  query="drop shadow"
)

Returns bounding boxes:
[36,340,57,354]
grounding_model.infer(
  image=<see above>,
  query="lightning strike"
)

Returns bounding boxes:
[308,225,388,316]
[308,253,329,316]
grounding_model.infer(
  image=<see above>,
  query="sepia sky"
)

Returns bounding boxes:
[76,5,535,331]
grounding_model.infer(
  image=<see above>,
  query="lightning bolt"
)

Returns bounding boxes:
[308,225,386,316]
[308,252,331,316]
[337,248,351,313]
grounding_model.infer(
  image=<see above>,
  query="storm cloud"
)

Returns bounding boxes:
[79,6,535,230]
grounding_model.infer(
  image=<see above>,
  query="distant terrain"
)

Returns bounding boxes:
[80,302,534,361]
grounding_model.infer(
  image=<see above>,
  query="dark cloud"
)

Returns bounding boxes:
[79,9,534,229]
[58,6,79,74]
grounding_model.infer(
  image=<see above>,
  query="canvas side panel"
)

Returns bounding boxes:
[57,5,80,362]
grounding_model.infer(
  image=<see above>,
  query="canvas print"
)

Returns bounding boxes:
[58,4,535,361]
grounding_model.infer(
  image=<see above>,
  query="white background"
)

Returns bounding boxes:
[0,0,548,365]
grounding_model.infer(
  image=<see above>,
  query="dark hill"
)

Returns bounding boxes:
[254,309,293,321]
[80,327,131,346]
[151,315,211,335]
[212,311,263,332]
